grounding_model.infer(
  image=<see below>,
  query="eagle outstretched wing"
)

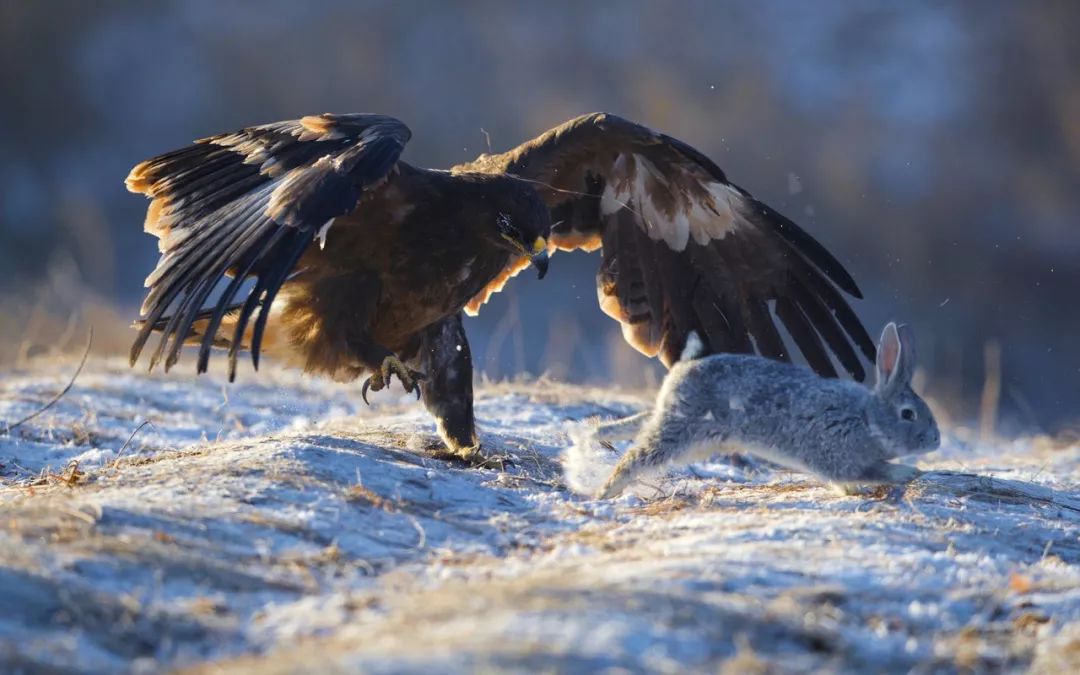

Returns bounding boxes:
[126,113,411,378]
[463,112,874,379]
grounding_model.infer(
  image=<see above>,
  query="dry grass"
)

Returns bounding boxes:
[1,357,1078,672]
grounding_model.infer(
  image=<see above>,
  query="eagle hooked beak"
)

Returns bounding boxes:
[530,237,549,280]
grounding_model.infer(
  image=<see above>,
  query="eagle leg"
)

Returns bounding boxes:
[411,313,485,460]
[361,355,426,404]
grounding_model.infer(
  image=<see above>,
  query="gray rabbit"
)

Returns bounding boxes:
[564,322,940,499]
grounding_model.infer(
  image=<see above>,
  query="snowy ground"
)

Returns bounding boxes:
[1,357,1078,673]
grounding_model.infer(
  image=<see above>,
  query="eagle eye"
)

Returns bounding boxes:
[497,213,517,237]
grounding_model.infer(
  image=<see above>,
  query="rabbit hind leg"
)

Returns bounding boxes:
[595,424,673,499]
[594,411,651,443]
[595,419,721,500]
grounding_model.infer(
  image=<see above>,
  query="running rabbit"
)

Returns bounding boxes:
[564,322,940,498]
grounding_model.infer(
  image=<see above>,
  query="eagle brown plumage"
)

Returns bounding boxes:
[127,112,874,462]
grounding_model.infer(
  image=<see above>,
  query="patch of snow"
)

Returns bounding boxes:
[0,357,1077,672]
[561,420,617,497]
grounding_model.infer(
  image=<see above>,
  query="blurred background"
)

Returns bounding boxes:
[1,0,1077,434]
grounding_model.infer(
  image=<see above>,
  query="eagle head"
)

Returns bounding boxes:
[488,179,552,279]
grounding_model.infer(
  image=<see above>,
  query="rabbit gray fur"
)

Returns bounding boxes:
[581,322,940,499]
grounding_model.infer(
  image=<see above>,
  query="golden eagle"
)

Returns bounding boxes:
[127,112,873,462]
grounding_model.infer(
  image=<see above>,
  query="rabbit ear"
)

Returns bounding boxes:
[876,322,915,391]
[896,324,917,376]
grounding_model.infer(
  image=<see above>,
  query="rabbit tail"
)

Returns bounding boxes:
[680,331,706,362]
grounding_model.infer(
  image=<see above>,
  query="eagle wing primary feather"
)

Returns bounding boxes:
[473,112,873,379]
[126,113,411,379]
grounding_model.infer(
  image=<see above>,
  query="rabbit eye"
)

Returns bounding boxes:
[900,406,916,422]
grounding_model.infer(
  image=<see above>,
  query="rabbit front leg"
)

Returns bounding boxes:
[830,461,923,496]
[860,461,923,484]
[875,462,923,483]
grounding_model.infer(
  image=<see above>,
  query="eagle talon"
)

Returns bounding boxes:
[361,355,425,404]
[361,370,386,405]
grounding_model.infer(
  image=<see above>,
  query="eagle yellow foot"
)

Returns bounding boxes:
[361,355,425,404]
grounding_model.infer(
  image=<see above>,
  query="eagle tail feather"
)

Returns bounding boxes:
[133,303,248,352]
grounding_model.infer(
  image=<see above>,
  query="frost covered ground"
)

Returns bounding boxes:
[1,357,1078,673]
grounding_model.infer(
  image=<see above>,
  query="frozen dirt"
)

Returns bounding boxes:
[1,356,1078,673]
